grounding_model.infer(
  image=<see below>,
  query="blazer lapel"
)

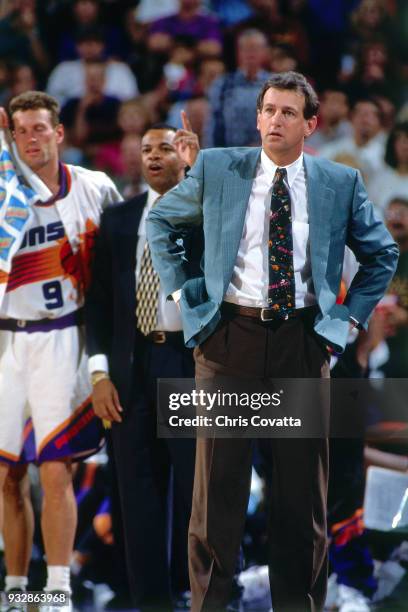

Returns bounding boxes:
[221,148,261,291]
[304,155,335,298]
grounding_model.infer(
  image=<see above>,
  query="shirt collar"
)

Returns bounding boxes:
[260,150,303,188]
[146,187,161,209]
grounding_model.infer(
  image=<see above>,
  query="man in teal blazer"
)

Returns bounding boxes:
[147,72,398,612]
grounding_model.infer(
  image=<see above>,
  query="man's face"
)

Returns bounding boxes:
[351,102,381,141]
[12,108,64,172]
[237,35,268,72]
[76,39,104,61]
[141,129,184,194]
[84,62,106,95]
[386,201,408,242]
[257,87,316,163]
[320,91,349,123]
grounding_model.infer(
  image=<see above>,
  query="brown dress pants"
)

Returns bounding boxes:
[189,308,330,612]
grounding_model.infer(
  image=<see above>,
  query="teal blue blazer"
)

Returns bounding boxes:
[147,148,398,352]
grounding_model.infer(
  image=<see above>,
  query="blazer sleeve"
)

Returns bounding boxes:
[146,152,204,298]
[85,210,114,359]
[344,170,399,327]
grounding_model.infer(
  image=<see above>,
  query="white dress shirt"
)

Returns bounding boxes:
[88,188,182,375]
[224,151,316,308]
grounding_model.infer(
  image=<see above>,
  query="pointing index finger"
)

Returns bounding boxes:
[181,109,192,132]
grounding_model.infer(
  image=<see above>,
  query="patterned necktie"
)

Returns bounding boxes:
[267,167,295,318]
[136,240,160,335]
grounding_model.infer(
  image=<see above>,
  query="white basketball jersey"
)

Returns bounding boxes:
[0,163,119,320]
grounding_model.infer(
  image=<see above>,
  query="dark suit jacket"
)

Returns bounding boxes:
[86,191,203,408]
[85,192,146,409]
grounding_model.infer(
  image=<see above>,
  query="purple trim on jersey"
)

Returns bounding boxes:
[0,308,84,333]
[21,418,36,462]
[35,163,69,207]
[0,403,105,465]
[37,400,104,464]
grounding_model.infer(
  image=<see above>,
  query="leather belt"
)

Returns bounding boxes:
[0,309,84,333]
[221,302,318,321]
[147,330,183,344]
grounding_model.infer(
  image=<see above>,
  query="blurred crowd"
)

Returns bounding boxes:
[0,0,406,205]
[0,0,407,610]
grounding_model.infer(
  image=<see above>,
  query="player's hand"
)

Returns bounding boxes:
[0,107,9,129]
[174,110,200,168]
[92,378,123,423]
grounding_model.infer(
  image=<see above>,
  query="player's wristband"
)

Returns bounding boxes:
[91,371,110,386]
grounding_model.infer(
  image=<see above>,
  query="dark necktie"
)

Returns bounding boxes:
[267,167,295,318]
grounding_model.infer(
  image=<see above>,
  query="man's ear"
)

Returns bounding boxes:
[56,123,65,145]
[304,115,317,138]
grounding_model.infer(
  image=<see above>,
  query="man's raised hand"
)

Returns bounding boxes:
[174,110,200,168]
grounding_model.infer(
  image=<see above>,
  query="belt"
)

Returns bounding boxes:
[0,309,84,333]
[147,330,184,344]
[221,302,318,322]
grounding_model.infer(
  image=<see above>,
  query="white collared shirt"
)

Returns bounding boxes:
[136,188,182,331]
[224,151,316,308]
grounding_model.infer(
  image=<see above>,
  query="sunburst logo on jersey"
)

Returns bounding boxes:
[4,218,99,295]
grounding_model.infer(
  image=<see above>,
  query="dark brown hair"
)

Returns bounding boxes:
[256,71,320,119]
[9,91,60,128]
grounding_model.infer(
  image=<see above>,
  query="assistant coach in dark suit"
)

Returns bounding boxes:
[147,73,399,612]
[85,122,200,610]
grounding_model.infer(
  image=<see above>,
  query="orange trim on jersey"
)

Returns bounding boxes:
[64,164,72,194]
[0,449,20,462]
[6,243,67,291]
[23,418,33,440]
[0,270,9,285]
[37,394,93,455]
[5,215,98,295]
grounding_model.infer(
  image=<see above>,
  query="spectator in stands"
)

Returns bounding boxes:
[8,63,37,98]
[55,0,126,63]
[382,197,408,377]
[226,0,309,70]
[60,59,121,161]
[117,134,145,199]
[93,99,152,182]
[148,0,223,58]
[163,35,198,101]
[307,87,352,151]
[0,0,49,80]
[203,28,270,147]
[368,122,408,216]
[118,98,152,136]
[319,97,386,185]
[47,25,138,106]
[294,0,358,81]
[166,57,225,142]
[344,39,403,106]
[269,42,298,74]
[123,8,165,94]
[346,0,396,55]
